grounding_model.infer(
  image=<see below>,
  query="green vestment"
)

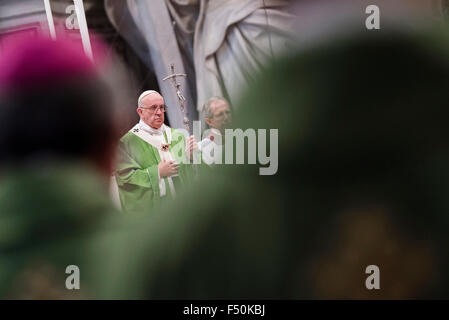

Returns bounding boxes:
[115,126,195,214]
[0,162,120,299]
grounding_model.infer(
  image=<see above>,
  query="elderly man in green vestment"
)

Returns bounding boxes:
[115,90,198,213]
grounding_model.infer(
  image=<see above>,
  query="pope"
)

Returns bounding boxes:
[115,90,198,213]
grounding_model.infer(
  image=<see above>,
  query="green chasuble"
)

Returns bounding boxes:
[0,161,120,299]
[115,125,195,214]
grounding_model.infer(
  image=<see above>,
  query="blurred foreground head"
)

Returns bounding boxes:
[235,25,449,298]
[0,35,122,299]
[101,23,449,299]
[0,36,115,175]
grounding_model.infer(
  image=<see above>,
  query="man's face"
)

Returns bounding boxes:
[205,99,232,132]
[137,93,165,129]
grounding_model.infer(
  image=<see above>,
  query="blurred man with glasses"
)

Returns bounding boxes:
[115,90,197,213]
[198,97,232,161]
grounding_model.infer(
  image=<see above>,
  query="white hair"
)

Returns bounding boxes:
[138,90,160,108]
[203,96,228,119]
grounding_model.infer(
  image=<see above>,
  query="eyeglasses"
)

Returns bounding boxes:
[139,105,167,113]
[213,110,231,118]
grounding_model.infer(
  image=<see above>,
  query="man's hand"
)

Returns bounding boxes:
[185,135,199,160]
[158,160,179,177]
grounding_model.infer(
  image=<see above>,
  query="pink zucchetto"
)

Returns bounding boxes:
[0,35,100,93]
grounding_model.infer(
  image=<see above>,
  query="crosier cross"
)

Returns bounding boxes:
[163,64,190,133]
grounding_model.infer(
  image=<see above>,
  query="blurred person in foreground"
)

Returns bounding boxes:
[0,36,119,299]
[115,90,199,214]
[94,24,449,299]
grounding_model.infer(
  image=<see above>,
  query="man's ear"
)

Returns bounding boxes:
[205,117,212,126]
[137,108,142,117]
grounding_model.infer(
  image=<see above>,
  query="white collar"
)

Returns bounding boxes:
[139,120,166,136]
